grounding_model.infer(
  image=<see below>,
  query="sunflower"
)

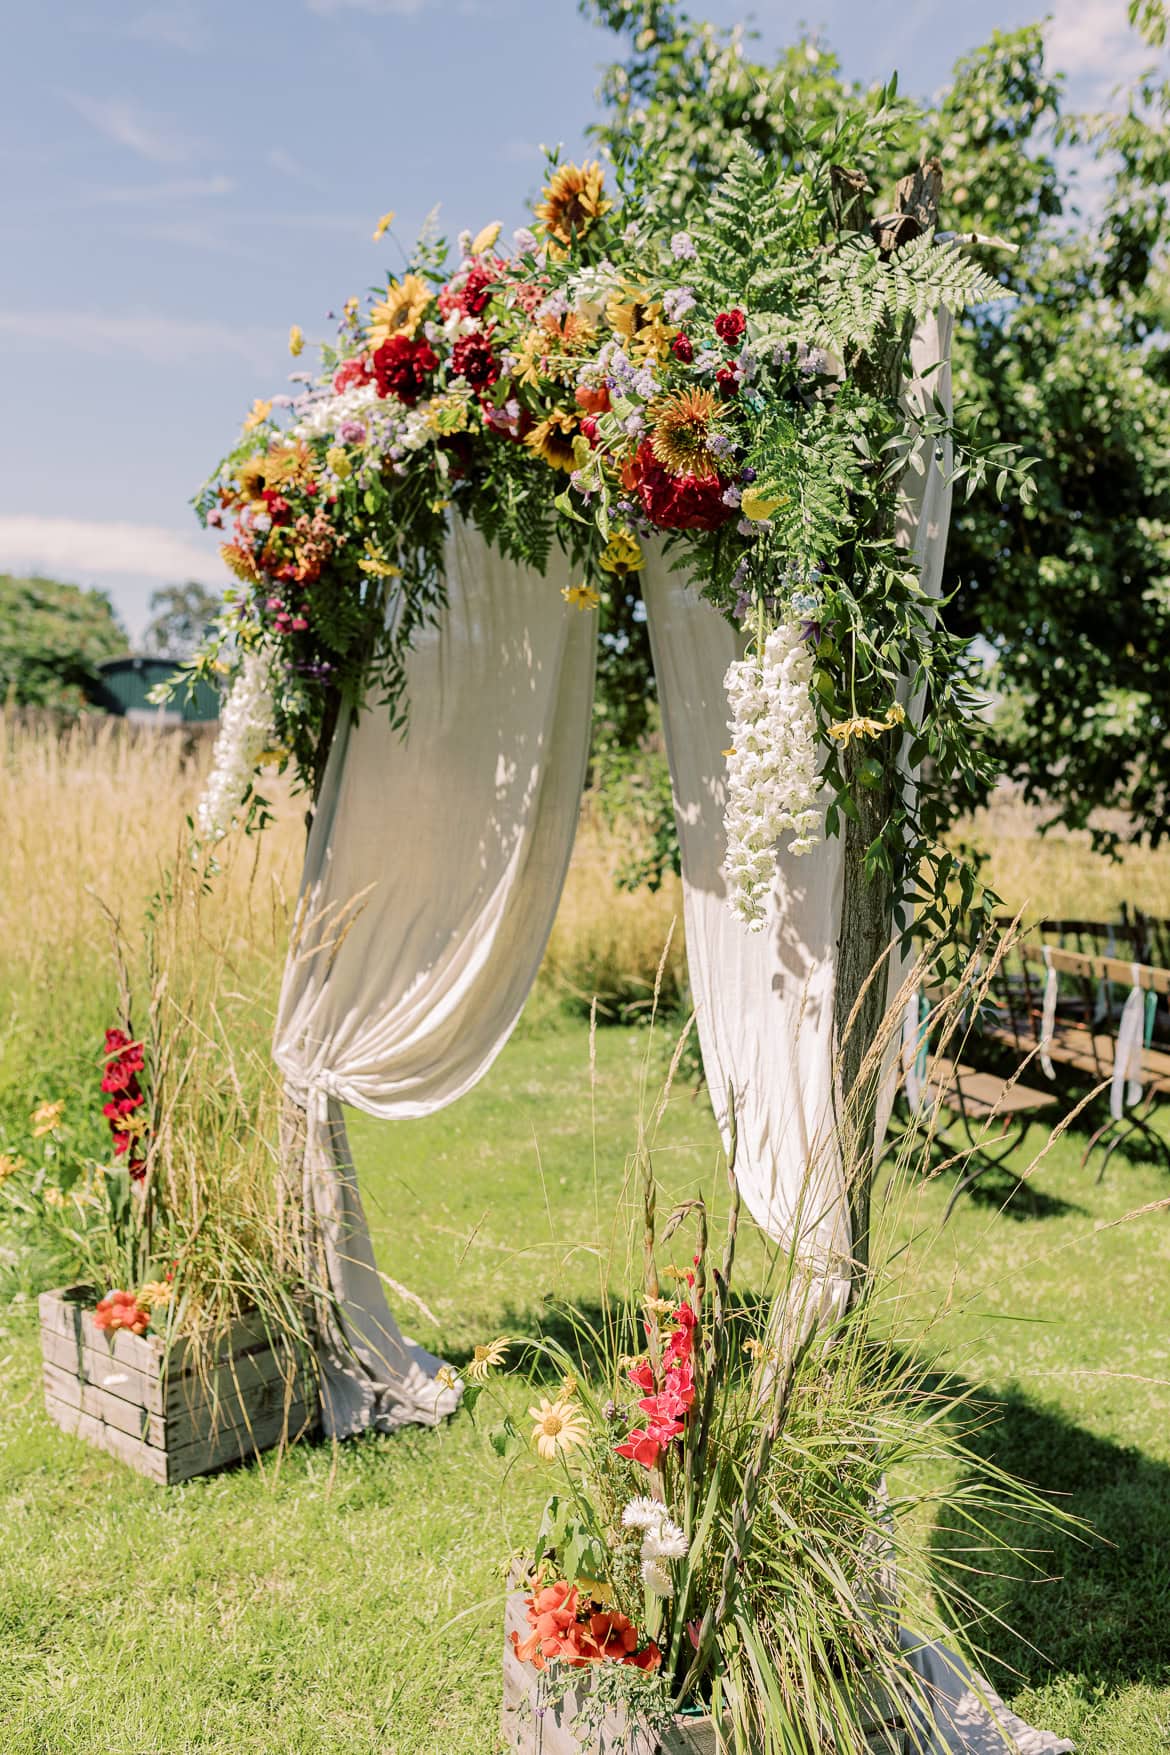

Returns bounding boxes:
[535,160,612,249]
[599,530,643,576]
[529,1396,590,1461]
[367,274,432,348]
[465,1338,509,1383]
[513,313,596,389]
[648,387,724,478]
[606,290,675,363]
[525,410,579,473]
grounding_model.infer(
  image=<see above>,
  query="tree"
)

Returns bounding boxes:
[581,0,1170,850]
[143,581,222,657]
[0,574,127,710]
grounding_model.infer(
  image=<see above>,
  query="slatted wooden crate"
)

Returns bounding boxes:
[39,1284,317,1485]
[502,1588,907,1753]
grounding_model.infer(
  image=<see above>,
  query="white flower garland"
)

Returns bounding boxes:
[196,647,277,843]
[722,618,824,932]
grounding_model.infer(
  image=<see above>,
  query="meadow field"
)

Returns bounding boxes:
[1,720,1168,1753]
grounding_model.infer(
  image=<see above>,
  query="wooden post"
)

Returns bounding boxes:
[832,162,943,1283]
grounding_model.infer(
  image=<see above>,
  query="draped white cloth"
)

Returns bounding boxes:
[641,310,955,1301]
[274,521,596,1435]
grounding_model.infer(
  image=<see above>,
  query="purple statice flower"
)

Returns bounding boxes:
[733,590,753,620]
[709,432,734,461]
[772,343,791,367]
[513,226,537,254]
[694,348,721,373]
[337,419,366,444]
[624,412,646,438]
[662,286,696,322]
[737,517,758,539]
[670,231,697,260]
[730,560,749,592]
[537,290,569,321]
[722,485,742,508]
[737,348,757,383]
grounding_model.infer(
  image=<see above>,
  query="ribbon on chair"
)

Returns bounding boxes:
[902,989,928,1116]
[1111,963,1146,1122]
[1039,946,1058,1080]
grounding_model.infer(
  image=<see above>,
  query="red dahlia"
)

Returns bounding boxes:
[372,335,439,405]
[622,441,736,533]
[450,331,499,390]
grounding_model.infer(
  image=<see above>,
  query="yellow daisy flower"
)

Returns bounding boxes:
[599,530,643,575]
[372,209,396,242]
[529,1396,590,1461]
[288,324,304,357]
[562,583,601,611]
[30,1099,65,1139]
[243,398,273,433]
[465,1338,509,1383]
[367,274,431,348]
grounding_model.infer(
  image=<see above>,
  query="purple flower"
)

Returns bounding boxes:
[709,433,734,460]
[337,419,366,444]
[663,286,696,321]
[513,226,537,254]
[733,590,752,619]
[670,232,697,260]
[741,466,758,483]
[624,412,645,438]
[722,485,742,508]
[737,517,757,538]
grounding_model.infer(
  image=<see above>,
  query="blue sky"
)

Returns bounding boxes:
[0,0,1143,639]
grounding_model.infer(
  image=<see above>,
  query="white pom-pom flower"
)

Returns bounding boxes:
[721,617,824,932]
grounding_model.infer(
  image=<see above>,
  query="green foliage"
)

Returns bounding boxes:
[0,574,126,710]
[143,580,222,657]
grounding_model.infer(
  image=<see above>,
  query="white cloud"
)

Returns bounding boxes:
[125,3,207,52]
[0,308,270,369]
[267,148,328,191]
[0,517,221,586]
[90,175,233,205]
[306,0,429,15]
[1045,0,1153,94]
[61,92,200,165]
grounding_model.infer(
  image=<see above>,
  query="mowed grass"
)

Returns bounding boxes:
[2,1011,1170,1754]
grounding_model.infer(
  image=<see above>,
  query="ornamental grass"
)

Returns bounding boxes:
[471,940,1088,1752]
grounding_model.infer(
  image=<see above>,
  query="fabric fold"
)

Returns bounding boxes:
[274,519,596,1435]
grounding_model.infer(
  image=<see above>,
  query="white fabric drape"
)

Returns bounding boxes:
[274,520,596,1435]
[641,311,955,1288]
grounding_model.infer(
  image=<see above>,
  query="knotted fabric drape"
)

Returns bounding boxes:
[274,522,596,1436]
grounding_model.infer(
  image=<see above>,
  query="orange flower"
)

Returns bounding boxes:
[93,1290,150,1337]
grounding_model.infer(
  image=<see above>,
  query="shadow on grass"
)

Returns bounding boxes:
[931,1382,1170,1694]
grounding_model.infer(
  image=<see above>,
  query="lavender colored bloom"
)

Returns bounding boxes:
[730,560,749,591]
[623,222,640,245]
[624,412,645,438]
[737,348,757,383]
[800,620,823,645]
[670,231,697,260]
[694,348,721,373]
[708,432,734,460]
[737,517,757,538]
[662,285,696,322]
[772,343,791,367]
[722,485,742,508]
[733,590,752,620]
[337,419,366,444]
[513,226,537,254]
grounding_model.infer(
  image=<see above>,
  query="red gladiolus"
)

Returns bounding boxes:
[372,335,439,405]
[628,1357,655,1392]
[714,308,746,343]
[614,1426,664,1469]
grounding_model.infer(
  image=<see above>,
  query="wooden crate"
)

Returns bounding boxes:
[39,1285,317,1485]
[502,1589,908,1753]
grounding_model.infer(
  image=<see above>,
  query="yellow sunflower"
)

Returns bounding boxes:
[599,530,644,576]
[372,209,396,242]
[535,161,612,249]
[367,274,432,348]
[607,290,675,363]
[529,1396,590,1461]
[649,387,724,478]
[525,410,579,473]
[242,398,272,433]
[465,1338,509,1383]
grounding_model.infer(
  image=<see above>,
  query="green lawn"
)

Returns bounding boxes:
[2,1012,1169,1753]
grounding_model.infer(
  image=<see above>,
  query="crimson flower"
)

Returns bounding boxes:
[450,330,499,390]
[622,441,736,533]
[372,335,439,405]
[715,364,740,399]
[333,357,371,393]
[671,333,694,363]
[714,308,746,343]
[94,1290,149,1336]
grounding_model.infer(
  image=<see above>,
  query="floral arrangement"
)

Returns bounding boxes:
[185,116,1028,936]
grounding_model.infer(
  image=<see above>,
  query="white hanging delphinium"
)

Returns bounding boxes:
[722,617,824,932]
[196,647,277,843]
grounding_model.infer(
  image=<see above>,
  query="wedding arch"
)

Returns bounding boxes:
[187,125,1072,1752]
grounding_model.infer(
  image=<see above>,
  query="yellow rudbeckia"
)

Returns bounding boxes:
[372,209,396,242]
[562,583,601,611]
[288,324,304,357]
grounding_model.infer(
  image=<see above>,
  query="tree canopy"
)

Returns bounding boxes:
[583,0,1170,851]
[143,581,222,658]
[0,574,128,711]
